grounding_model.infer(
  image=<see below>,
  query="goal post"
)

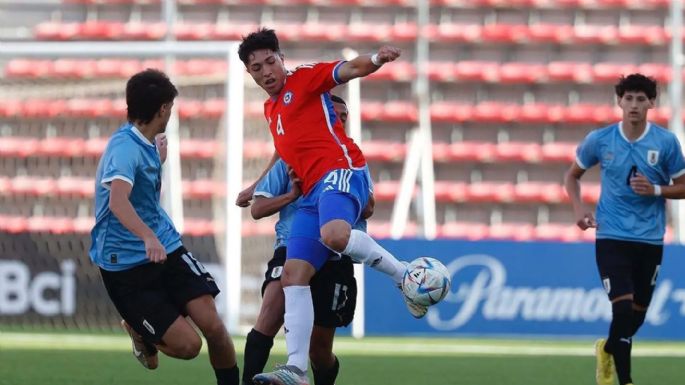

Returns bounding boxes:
[0,41,245,333]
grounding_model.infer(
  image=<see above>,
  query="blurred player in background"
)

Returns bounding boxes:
[89,69,240,385]
[242,95,373,385]
[238,28,424,385]
[564,74,685,385]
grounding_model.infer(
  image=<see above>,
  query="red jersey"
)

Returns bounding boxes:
[263,61,366,194]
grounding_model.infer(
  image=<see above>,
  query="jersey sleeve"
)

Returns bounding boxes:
[575,130,600,170]
[665,134,685,179]
[254,160,290,198]
[100,138,140,188]
[296,61,346,95]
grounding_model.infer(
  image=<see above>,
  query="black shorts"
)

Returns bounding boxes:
[100,246,219,344]
[261,246,357,328]
[595,238,662,306]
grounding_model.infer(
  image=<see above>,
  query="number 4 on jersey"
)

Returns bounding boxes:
[276,114,285,135]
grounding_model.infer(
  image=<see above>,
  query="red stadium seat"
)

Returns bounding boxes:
[121,22,167,40]
[212,23,257,40]
[78,21,124,40]
[175,23,213,40]
[427,62,456,82]
[527,24,574,44]
[498,63,546,84]
[460,62,503,86]
[0,137,39,157]
[638,63,670,83]
[447,141,495,162]
[473,102,516,123]
[617,25,667,45]
[299,23,347,42]
[573,25,619,45]
[480,24,529,44]
[39,137,85,157]
[493,142,542,163]
[534,223,582,242]
[391,22,418,41]
[367,61,415,81]
[361,141,406,162]
[488,222,535,241]
[467,182,515,203]
[593,62,639,82]
[439,221,489,240]
[514,181,566,203]
[346,23,390,42]
[4,60,52,78]
[547,62,593,83]
[518,103,551,124]
[372,180,404,201]
[540,142,577,163]
[34,22,80,40]
[381,101,417,122]
[581,183,601,204]
[56,177,94,197]
[425,23,481,43]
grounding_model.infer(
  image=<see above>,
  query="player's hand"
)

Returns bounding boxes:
[144,236,167,263]
[155,134,168,164]
[575,211,597,230]
[287,165,302,198]
[375,46,401,64]
[236,184,256,207]
[630,172,654,196]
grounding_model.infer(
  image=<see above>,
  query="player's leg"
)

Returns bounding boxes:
[243,248,287,385]
[318,170,405,284]
[308,256,356,385]
[163,246,239,385]
[100,263,183,369]
[254,210,330,385]
[186,295,239,385]
[595,239,636,385]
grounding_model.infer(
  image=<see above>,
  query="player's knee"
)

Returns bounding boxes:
[320,226,350,252]
[200,317,228,342]
[176,337,202,360]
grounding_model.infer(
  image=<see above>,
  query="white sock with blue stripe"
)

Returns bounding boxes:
[342,229,406,283]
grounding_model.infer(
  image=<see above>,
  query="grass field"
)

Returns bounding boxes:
[1,332,684,385]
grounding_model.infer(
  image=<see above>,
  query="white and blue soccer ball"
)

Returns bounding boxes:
[402,257,451,307]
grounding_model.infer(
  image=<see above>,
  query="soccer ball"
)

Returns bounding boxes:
[402,257,451,307]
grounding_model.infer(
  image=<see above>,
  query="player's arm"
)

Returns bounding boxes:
[251,186,301,219]
[236,150,280,207]
[109,179,166,263]
[564,162,596,230]
[336,46,401,84]
[630,173,685,199]
[361,193,375,219]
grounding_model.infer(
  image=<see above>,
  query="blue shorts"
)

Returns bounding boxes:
[287,168,371,270]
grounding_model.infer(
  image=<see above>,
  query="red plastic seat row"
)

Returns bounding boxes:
[373,180,599,204]
[0,214,276,237]
[60,0,671,8]
[2,97,674,125]
[32,21,673,45]
[8,59,667,85]
[4,58,228,79]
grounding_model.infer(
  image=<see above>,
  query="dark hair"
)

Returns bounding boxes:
[126,69,178,124]
[615,74,657,100]
[330,94,346,106]
[238,28,281,65]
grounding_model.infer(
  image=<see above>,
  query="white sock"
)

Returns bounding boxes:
[283,285,314,373]
[342,229,406,283]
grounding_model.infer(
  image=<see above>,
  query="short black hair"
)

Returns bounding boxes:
[330,94,346,106]
[238,28,281,65]
[615,73,657,100]
[126,69,178,124]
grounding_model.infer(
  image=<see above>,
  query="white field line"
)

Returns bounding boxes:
[2,333,685,357]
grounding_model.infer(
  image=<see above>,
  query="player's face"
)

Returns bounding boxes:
[245,49,287,97]
[617,91,654,124]
[158,101,174,133]
[333,101,348,128]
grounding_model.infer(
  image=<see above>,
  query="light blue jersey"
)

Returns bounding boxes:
[253,159,372,249]
[90,123,182,271]
[576,122,685,244]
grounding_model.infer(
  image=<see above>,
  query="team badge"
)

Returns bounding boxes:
[283,91,293,105]
[647,150,659,166]
[602,278,611,294]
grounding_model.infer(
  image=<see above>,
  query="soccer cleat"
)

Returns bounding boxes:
[121,319,159,370]
[253,365,309,385]
[595,338,615,385]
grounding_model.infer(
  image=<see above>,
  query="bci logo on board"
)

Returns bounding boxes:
[425,254,685,331]
[0,260,76,316]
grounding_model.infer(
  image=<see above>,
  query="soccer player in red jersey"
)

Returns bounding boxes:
[238,28,424,385]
